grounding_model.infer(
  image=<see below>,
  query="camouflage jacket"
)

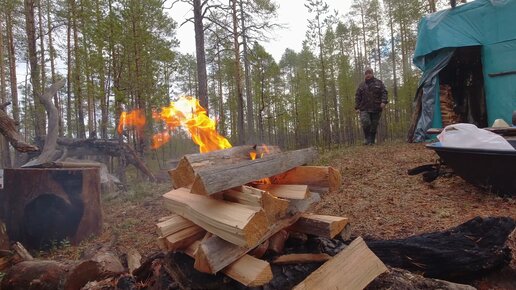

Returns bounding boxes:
[354,78,388,112]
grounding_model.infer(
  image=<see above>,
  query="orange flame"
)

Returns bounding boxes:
[151,131,171,149]
[249,145,271,184]
[117,109,146,134]
[118,96,231,153]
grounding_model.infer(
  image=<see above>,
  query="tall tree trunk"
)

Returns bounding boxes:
[359,6,368,66]
[6,9,21,164]
[66,0,73,137]
[72,0,85,138]
[231,0,245,145]
[131,4,145,156]
[375,17,382,78]
[389,5,398,121]
[47,0,62,137]
[0,18,12,168]
[24,0,46,141]
[37,0,46,90]
[216,50,225,137]
[193,0,209,113]
[239,0,255,142]
[316,16,330,148]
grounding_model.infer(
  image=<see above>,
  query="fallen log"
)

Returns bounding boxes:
[163,187,269,247]
[270,166,342,192]
[170,145,280,188]
[289,213,349,239]
[0,102,38,153]
[190,147,317,196]
[366,267,476,290]
[366,216,516,282]
[0,260,72,290]
[293,237,387,290]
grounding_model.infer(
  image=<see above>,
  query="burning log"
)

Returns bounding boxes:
[170,145,280,188]
[270,166,342,193]
[163,187,269,247]
[190,147,317,196]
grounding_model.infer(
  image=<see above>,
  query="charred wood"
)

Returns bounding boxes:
[366,216,516,282]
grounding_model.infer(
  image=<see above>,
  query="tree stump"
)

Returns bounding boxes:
[0,168,102,249]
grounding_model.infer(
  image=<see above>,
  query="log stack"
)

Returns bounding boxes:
[156,146,387,288]
[440,84,461,126]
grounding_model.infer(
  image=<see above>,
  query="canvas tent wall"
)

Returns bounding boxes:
[408,0,516,142]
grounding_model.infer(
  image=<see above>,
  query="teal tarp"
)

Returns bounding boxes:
[411,0,516,141]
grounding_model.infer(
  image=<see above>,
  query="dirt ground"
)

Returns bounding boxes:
[41,141,516,289]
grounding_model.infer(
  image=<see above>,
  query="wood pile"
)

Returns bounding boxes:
[440,84,461,126]
[156,145,387,288]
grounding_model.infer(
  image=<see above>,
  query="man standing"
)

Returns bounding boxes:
[355,68,388,145]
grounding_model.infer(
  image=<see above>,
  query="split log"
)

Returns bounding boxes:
[223,186,289,221]
[159,225,206,251]
[194,214,301,274]
[156,214,195,237]
[273,253,332,265]
[255,184,310,200]
[293,237,387,290]
[223,252,273,287]
[0,102,38,153]
[190,147,317,196]
[186,242,274,288]
[270,166,342,192]
[366,216,516,282]
[163,187,269,247]
[170,145,280,188]
[366,267,476,290]
[289,213,349,239]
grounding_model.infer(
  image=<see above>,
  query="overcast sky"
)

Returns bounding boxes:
[169,0,353,61]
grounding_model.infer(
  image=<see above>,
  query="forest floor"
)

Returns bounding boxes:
[40,140,516,289]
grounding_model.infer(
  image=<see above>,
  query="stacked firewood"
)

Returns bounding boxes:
[156,145,387,289]
[440,84,461,126]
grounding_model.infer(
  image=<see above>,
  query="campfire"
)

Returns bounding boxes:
[121,96,386,288]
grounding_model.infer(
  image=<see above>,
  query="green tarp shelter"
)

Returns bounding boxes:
[409,0,516,142]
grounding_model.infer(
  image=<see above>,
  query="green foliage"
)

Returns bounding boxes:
[6,0,430,156]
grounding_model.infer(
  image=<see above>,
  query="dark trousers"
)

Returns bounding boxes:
[359,111,382,144]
